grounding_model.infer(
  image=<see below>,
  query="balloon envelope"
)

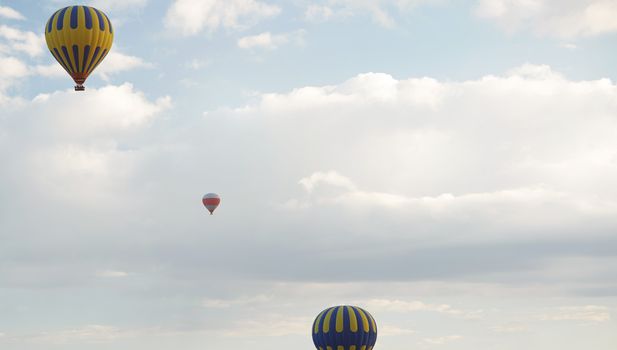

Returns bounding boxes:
[312,306,377,350]
[202,193,220,215]
[45,6,114,91]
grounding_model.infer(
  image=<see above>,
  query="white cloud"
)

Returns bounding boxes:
[87,0,148,11]
[305,4,335,21]
[538,305,611,322]
[0,56,29,103]
[0,25,45,57]
[237,30,306,50]
[299,171,357,193]
[164,0,281,35]
[303,0,441,27]
[475,0,617,38]
[2,84,171,203]
[31,63,65,78]
[96,50,153,79]
[363,299,483,319]
[0,6,24,20]
[423,335,463,345]
[221,65,617,245]
[0,56,29,82]
[31,83,170,133]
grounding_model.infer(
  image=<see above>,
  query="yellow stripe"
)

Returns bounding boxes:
[323,307,335,333]
[360,346,366,350]
[327,347,332,350]
[337,346,344,350]
[314,309,327,334]
[368,312,376,332]
[350,346,356,350]
[335,306,344,332]
[346,306,358,332]
[355,307,369,332]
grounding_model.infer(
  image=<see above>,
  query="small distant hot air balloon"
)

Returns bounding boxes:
[45,6,114,91]
[312,305,377,350]
[202,193,220,215]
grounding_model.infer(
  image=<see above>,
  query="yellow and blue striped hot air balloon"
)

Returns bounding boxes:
[45,5,114,91]
[312,305,378,350]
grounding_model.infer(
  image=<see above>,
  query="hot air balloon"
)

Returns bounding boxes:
[202,193,220,215]
[45,6,114,91]
[312,305,378,350]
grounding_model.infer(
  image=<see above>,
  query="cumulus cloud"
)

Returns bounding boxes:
[475,0,617,38]
[164,0,281,35]
[3,64,617,349]
[237,30,306,50]
[0,84,170,210]
[31,83,170,133]
[0,25,45,57]
[95,50,154,79]
[0,6,24,20]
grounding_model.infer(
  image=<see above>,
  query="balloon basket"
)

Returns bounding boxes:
[74,85,85,91]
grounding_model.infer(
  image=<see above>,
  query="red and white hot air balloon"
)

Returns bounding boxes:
[202,193,220,215]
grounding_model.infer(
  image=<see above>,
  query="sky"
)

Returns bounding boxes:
[1,0,617,349]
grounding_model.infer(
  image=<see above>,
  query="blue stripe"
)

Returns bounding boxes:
[93,8,105,31]
[72,45,80,72]
[93,49,108,70]
[103,13,113,33]
[86,47,101,73]
[47,11,57,33]
[82,45,91,73]
[56,7,68,30]
[52,48,70,73]
[70,6,78,29]
[83,6,92,29]
[61,46,75,73]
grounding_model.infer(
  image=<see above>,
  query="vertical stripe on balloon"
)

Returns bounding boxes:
[86,46,101,74]
[83,6,92,29]
[323,308,335,333]
[72,45,80,73]
[61,46,74,73]
[356,308,369,332]
[93,8,105,31]
[81,45,91,73]
[56,7,68,30]
[70,6,79,29]
[347,306,358,332]
[336,306,344,333]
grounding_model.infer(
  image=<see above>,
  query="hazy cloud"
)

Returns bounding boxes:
[165,0,281,35]
[475,0,617,38]
[0,5,24,20]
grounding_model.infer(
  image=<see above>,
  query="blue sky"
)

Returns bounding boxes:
[1,1,617,349]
